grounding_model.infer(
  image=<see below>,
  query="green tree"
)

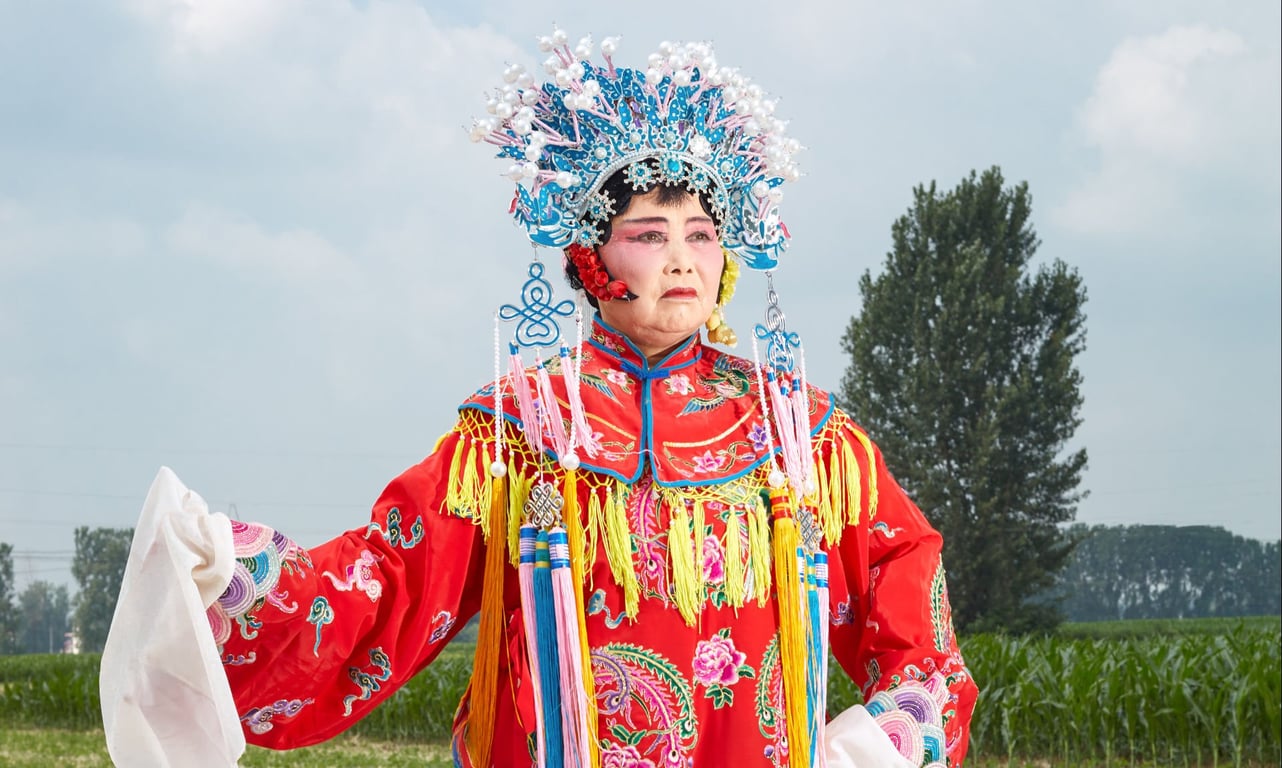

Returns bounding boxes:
[0,542,18,653]
[18,580,72,654]
[840,167,1087,634]
[71,526,133,653]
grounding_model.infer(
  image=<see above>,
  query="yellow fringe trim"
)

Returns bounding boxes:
[506,467,530,567]
[769,488,810,767]
[748,495,772,605]
[595,481,639,619]
[668,503,700,626]
[849,428,879,519]
[466,474,507,768]
[723,505,745,608]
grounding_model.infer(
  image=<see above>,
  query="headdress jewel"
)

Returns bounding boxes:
[470,29,802,270]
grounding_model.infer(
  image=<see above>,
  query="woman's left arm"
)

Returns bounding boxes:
[827,425,980,766]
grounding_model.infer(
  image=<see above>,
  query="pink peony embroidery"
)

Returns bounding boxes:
[692,450,724,473]
[602,744,657,768]
[605,368,629,387]
[702,535,725,585]
[665,373,693,395]
[692,633,747,687]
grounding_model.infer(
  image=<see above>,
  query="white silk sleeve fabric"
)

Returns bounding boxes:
[100,467,245,768]
[824,705,918,768]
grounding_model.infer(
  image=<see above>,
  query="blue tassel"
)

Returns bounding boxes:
[534,531,565,768]
[804,552,823,767]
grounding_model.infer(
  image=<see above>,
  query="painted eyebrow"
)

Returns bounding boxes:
[617,215,716,226]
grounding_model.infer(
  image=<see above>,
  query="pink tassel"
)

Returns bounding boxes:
[535,358,570,458]
[519,526,548,768]
[549,529,591,767]
[559,344,599,458]
[509,346,543,455]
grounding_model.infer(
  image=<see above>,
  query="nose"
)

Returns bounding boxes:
[666,239,697,273]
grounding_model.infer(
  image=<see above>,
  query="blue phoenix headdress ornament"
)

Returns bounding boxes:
[470,29,802,270]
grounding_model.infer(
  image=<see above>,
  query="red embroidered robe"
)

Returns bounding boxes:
[213,317,978,766]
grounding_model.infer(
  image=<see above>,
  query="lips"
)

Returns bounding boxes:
[662,287,698,299]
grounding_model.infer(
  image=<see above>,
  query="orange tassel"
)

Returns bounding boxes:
[467,474,507,767]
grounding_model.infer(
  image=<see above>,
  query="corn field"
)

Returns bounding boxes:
[2,621,1278,765]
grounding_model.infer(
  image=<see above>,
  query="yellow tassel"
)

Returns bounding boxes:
[747,495,773,606]
[462,443,489,531]
[466,474,507,768]
[723,506,745,608]
[668,503,700,626]
[769,488,810,766]
[506,467,528,567]
[850,429,879,519]
[816,450,840,545]
[693,500,707,605]
[562,469,601,768]
[601,481,639,619]
[445,440,466,515]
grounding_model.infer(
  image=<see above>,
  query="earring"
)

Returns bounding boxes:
[706,249,740,346]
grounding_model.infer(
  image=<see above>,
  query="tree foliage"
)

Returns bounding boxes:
[18,580,72,654]
[0,542,18,653]
[71,526,133,653]
[840,167,1088,634]
[1056,524,1282,621]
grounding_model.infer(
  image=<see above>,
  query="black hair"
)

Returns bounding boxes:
[565,167,722,308]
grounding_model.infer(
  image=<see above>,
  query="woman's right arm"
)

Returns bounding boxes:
[211,413,494,749]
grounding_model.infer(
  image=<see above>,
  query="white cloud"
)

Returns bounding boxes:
[166,203,357,286]
[1055,25,1279,237]
[1081,26,1244,159]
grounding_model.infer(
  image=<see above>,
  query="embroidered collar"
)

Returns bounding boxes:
[461,316,834,486]
[586,314,702,383]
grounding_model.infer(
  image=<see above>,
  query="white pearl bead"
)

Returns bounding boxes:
[601,37,618,55]
[490,461,507,478]
[560,452,580,471]
[552,28,568,45]
[522,162,539,178]
[769,470,786,489]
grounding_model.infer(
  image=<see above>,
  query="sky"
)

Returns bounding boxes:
[1,0,1279,592]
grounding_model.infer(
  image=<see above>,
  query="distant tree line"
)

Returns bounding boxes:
[0,526,133,654]
[1053,524,1281,622]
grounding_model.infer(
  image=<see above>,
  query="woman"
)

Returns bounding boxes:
[102,30,977,768]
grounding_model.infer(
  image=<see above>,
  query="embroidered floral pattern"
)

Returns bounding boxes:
[601,743,657,768]
[342,647,392,716]
[665,373,693,396]
[693,450,727,474]
[701,534,725,586]
[321,550,383,602]
[364,507,424,549]
[306,596,333,657]
[428,610,456,644]
[692,628,755,708]
[240,697,313,735]
[593,643,698,762]
[209,521,311,647]
[754,633,788,765]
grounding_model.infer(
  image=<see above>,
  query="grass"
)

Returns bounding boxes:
[0,729,455,768]
[2,617,1278,765]
[3,729,1278,768]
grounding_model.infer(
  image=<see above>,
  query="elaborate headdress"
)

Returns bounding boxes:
[470,30,801,269]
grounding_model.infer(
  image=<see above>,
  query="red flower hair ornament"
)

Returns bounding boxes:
[566,243,629,301]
